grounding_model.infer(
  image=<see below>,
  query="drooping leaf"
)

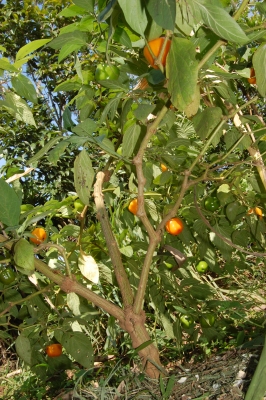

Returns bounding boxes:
[118,0,148,36]
[253,43,266,98]
[195,1,248,44]
[146,0,176,31]
[14,238,35,273]
[167,37,198,112]
[74,149,95,205]
[0,179,21,226]
[79,251,99,284]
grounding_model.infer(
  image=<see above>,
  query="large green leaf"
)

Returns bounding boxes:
[118,0,148,36]
[122,122,141,158]
[167,37,199,112]
[253,43,266,98]
[0,179,21,226]
[49,31,88,50]
[16,39,51,61]
[0,92,36,126]
[195,1,248,44]
[14,238,35,273]
[146,0,176,31]
[56,331,94,369]
[73,0,94,12]
[193,107,223,142]
[74,149,95,206]
[11,74,38,104]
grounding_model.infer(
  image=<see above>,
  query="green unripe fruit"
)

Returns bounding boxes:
[196,261,208,274]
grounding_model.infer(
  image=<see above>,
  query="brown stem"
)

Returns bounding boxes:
[93,171,134,307]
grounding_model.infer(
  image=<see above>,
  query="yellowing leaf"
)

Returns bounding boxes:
[79,251,99,284]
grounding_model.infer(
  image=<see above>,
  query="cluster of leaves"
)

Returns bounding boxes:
[0,0,266,389]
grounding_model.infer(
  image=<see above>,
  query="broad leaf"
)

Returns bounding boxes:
[73,0,94,12]
[167,37,199,112]
[49,31,87,50]
[118,0,148,36]
[146,0,176,31]
[58,331,93,369]
[195,1,248,44]
[193,107,223,142]
[79,251,99,284]
[0,92,36,126]
[122,122,141,158]
[253,43,266,97]
[14,238,35,273]
[74,149,95,205]
[0,179,21,226]
[11,74,38,104]
[16,39,51,61]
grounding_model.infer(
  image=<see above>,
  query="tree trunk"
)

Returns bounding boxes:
[120,306,165,379]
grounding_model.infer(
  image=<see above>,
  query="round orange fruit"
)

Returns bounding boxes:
[165,217,184,236]
[30,227,47,245]
[143,37,171,69]
[128,199,138,215]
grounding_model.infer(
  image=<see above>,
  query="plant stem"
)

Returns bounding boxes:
[197,40,227,71]
[94,171,134,307]
[233,0,250,21]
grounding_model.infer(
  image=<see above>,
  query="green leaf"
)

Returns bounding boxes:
[47,140,69,165]
[16,39,51,61]
[58,43,84,62]
[54,79,82,92]
[0,92,36,126]
[146,0,176,31]
[59,331,94,369]
[253,43,266,98]
[27,136,62,165]
[113,26,132,48]
[226,202,246,223]
[0,57,18,72]
[49,31,87,50]
[100,94,123,124]
[15,335,32,365]
[118,0,148,36]
[193,107,223,142]
[73,0,94,12]
[73,118,97,136]
[122,122,141,158]
[11,74,38,104]
[74,149,95,206]
[14,238,35,273]
[195,1,248,44]
[0,179,21,226]
[58,5,86,17]
[167,37,198,112]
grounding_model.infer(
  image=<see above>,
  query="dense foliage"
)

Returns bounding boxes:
[0,0,266,395]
